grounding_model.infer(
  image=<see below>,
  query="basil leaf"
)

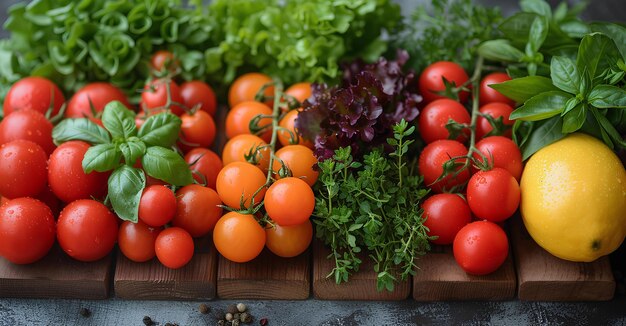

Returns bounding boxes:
[52,118,111,145]
[520,0,552,18]
[590,107,626,149]
[102,101,137,140]
[108,165,145,223]
[561,103,586,134]
[522,116,565,160]
[478,40,524,62]
[510,91,571,121]
[137,112,182,147]
[590,23,626,62]
[120,140,147,165]
[550,56,580,94]
[141,146,193,186]
[527,16,548,54]
[82,143,121,173]
[490,76,559,103]
[560,20,591,39]
[577,33,622,81]
[589,85,626,109]
[499,12,535,43]
[562,96,581,116]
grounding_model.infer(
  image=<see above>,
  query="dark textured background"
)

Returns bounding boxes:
[0,1,625,325]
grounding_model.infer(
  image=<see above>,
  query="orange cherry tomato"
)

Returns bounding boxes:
[285,82,312,104]
[221,134,271,172]
[272,145,318,186]
[264,177,314,226]
[213,212,265,263]
[277,109,314,148]
[228,73,274,108]
[265,220,313,258]
[226,101,273,142]
[216,162,267,209]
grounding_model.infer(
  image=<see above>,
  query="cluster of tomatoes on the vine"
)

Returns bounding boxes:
[0,50,318,269]
[416,61,522,275]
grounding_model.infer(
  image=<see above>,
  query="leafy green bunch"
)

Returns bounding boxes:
[52,101,193,222]
[202,0,402,85]
[314,120,431,291]
[476,0,626,158]
[0,0,210,103]
[0,0,401,108]
[394,0,502,72]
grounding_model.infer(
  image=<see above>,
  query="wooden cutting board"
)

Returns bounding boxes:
[114,235,217,300]
[412,244,516,301]
[0,245,112,299]
[510,216,615,301]
[216,248,310,300]
[312,241,411,300]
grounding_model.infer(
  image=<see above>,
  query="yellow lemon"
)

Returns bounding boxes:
[520,133,626,262]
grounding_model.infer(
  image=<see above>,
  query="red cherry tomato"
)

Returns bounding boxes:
[418,140,470,193]
[472,136,523,181]
[422,193,472,245]
[0,110,55,155]
[118,220,161,263]
[57,199,118,262]
[138,185,177,227]
[419,61,469,104]
[479,72,515,106]
[466,168,520,222]
[181,81,217,117]
[476,102,515,139]
[3,77,65,117]
[453,221,509,275]
[0,140,48,199]
[66,82,131,119]
[48,141,110,203]
[0,198,56,264]
[418,98,470,143]
[172,185,223,237]
[142,79,185,116]
[184,148,223,189]
[151,50,179,73]
[179,110,216,150]
[155,227,194,269]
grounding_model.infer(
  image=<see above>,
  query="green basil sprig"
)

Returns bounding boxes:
[497,32,626,159]
[52,101,193,222]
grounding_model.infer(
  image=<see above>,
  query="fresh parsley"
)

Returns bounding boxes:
[314,120,431,292]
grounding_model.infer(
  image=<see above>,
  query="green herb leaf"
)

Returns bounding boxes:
[576,33,622,81]
[510,91,571,121]
[141,146,193,186]
[527,16,548,54]
[52,118,111,145]
[588,85,626,109]
[490,76,559,103]
[590,23,626,62]
[478,39,524,62]
[550,56,580,94]
[521,115,565,160]
[520,0,552,18]
[82,143,121,173]
[120,139,147,165]
[498,12,535,42]
[561,103,586,133]
[102,101,137,140]
[137,112,182,147]
[108,165,146,223]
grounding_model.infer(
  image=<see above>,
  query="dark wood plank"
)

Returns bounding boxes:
[510,216,615,301]
[312,241,410,300]
[0,245,112,299]
[412,244,516,301]
[114,235,217,300]
[217,248,310,300]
